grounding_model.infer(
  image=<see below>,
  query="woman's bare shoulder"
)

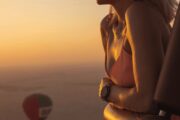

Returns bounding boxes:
[126,1,158,17]
[125,2,162,44]
[125,2,160,25]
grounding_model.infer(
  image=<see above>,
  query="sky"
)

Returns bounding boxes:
[0,0,108,67]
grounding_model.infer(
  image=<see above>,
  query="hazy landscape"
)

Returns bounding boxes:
[0,64,105,120]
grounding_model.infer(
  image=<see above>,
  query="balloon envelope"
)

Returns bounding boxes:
[23,93,53,120]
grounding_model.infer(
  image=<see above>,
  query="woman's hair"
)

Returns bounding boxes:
[109,6,116,14]
[147,0,179,23]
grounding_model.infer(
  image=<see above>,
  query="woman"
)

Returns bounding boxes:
[97,0,178,119]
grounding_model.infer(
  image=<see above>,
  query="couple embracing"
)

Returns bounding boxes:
[97,0,179,119]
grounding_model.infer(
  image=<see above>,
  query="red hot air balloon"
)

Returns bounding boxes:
[23,93,53,120]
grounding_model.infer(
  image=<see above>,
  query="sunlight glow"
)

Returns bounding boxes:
[0,0,108,67]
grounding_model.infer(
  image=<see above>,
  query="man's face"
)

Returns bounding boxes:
[96,0,115,5]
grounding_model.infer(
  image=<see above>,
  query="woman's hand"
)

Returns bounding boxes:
[98,77,113,98]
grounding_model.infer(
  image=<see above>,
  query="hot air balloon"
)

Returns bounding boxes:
[23,93,53,120]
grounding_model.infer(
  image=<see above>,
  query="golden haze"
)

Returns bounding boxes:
[0,0,108,67]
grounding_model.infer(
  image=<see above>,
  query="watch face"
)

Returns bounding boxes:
[101,86,110,101]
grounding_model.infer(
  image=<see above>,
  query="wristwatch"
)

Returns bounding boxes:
[100,84,111,102]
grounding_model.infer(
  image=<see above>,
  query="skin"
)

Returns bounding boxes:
[97,0,170,117]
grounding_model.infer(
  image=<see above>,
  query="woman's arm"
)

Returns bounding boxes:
[108,2,164,113]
